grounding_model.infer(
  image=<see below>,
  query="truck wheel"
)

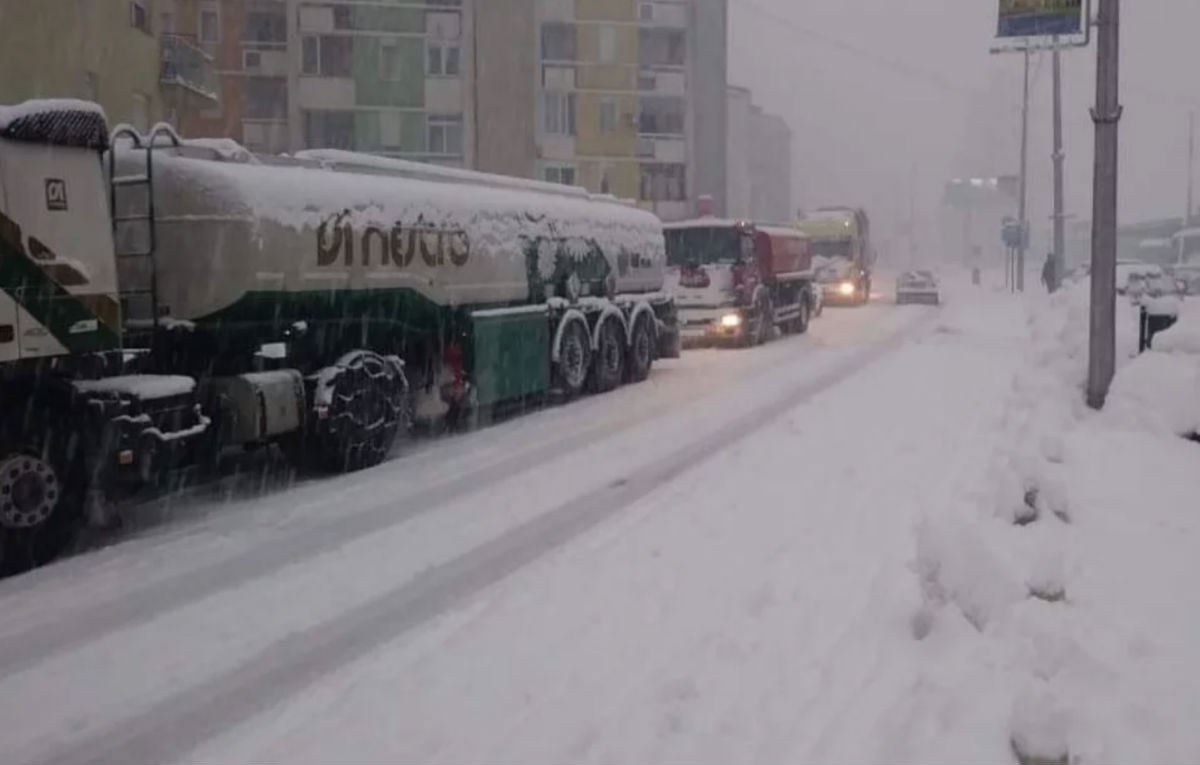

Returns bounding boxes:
[626,316,654,383]
[303,351,407,473]
[0,444,84,576]
[795,296,812,335]
[754,297,775,346]
[554,319,591,399]
[589,318,625,394]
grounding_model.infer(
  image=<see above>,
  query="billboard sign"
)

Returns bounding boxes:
[997,0,1083,38]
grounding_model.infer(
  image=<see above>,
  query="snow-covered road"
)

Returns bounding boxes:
[0,289,1032,765]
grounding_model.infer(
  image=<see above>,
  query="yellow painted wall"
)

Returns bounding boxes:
[0,0,163,129]
[578,159,639,199]
[576,91,637,158]
[575,23,637,91]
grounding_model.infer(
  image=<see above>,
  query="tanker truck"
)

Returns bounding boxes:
[0,99,678,573]
[798,207,873,306]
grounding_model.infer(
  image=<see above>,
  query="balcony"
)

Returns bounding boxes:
[161,35,219,102]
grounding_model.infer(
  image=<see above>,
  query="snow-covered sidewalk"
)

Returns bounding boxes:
[175,287,1036,764]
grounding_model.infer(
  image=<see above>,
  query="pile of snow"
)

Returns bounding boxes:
[1152,300,1200,355]
[909,282,1200,762]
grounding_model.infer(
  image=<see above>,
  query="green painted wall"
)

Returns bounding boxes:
[353,111,426,153]
[352,36,424,108]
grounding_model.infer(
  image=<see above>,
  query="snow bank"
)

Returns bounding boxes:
[909,279,1200,764]
[1152,300,1200,354]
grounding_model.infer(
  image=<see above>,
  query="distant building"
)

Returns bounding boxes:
[690,0,729,217]
[725,85,792,223]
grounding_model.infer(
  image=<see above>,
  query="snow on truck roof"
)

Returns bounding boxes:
[663,218,808,239]
[0,99,108,149]
[140,143,663,258]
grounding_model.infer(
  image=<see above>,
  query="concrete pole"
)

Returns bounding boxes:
[1051,42,1066,292]
[1188,111,1195,226]
[1087,0,1122,410]
[1017,48,1031,292]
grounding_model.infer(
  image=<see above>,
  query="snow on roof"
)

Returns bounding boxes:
[1172,227,1200,240]
[145,147,666,263]
[73,375,196,401]
[0,99,108,149]
[1139,238,1174,248]
[178,137,260,164]
[295,149,594,202]
[0,99,105,130]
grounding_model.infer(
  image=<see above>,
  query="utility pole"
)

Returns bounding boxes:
[1188,111,1195,226]
[1051,41,1066,292]
[909,163,917,269]
[1017,48,1031,292]
[1087,0,1122,410]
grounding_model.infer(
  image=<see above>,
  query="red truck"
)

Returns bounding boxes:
[664,219,817,346]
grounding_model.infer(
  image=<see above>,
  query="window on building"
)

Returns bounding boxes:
[638,28,685,67]
[542,91,576,136]
[638,96,685,135]
[244,77,288,120]
[130,92,150,133]
[305,111,355,150]
[130,1,150,33]
[639,3,655,22]
[379,111,405,151]
[160,11,175,34]
[544,165,576,186]
[199,2,220,43]
[427,115,464,156]
[381,42,406,81]
[599,97,618,134]
[598,26,617,64]
[426,10,462,40]
[83,71,99,102]
[639,163,687,202]
[302,36,352,77]
[427,43,461,76]
[332,5,353,30]
[244,7,287,44]
[541,23,576,61]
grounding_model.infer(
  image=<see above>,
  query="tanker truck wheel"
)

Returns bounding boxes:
[0,432,85,576]
[554,319,591,399]
[589,318,626,394]
[295,351,408,473]
[625,316,654,384]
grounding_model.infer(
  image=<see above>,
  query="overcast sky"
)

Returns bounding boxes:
[729,0,1200,258]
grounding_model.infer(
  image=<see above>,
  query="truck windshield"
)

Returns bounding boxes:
[812,240,853,259]
[665,227,743,266]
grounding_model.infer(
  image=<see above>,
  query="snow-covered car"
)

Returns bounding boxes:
[895,270,940,305]
[1116,261,1164,296]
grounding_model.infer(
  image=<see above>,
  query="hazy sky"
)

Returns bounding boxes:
[729,0,1200,258]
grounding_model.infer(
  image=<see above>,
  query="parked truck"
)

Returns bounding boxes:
[0,100,679,573]
[798,207,874,306]
[663,219,815,346]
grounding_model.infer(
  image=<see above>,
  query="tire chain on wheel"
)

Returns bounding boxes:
[311,352,408,473]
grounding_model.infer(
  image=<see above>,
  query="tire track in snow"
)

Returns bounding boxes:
[27,310,941,765]
[0,306,917,679]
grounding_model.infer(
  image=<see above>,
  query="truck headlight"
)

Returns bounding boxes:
[838,282,856,296]
[720,312,742,328]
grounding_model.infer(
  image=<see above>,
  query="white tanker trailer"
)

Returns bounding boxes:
[0,100,678,574]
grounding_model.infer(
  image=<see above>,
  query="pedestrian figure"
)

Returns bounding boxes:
[1041,253,1056,293]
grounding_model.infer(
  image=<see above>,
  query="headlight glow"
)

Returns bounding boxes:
[720,313,742,328]
[838,281,856,296]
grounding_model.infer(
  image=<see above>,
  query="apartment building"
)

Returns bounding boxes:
[289,0,473,165]
[0,0,172,131]
[536,0,724,221]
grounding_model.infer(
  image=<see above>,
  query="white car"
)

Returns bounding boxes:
[1116,261,1164,296]
[895,270,940,305]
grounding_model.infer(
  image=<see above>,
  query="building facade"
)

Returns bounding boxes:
[726,85,792,223]
[533,0,725,221]
[0,0,177,131]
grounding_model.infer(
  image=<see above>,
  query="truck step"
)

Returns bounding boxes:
[113,214,152,224]
[111,175,150,187]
